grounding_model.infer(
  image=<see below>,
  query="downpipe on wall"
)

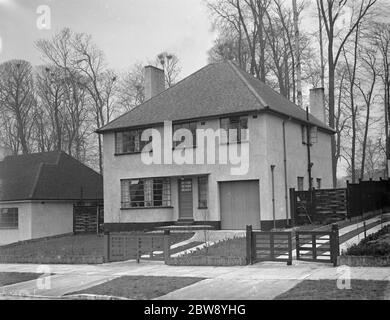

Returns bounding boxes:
[271,164,276,230]
[282,118,291,227]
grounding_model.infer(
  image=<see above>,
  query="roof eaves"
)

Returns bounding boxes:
[260,108,336,134]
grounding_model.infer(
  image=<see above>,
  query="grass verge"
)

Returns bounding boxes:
[0,272,43,287]
[68,275,205,299]
[275,280,390,300]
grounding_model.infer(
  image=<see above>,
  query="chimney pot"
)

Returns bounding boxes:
[144,65,165,101]
[309,88,326,124]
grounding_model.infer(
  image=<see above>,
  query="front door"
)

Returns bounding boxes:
[178,178,193,220]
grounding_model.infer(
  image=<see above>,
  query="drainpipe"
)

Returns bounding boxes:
[271,165,276,230]
[306,108,314,220]
[306,107,313,190]
[282,119,290,226]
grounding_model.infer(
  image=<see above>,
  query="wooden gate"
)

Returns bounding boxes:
[246,226,292,265]
[73,204,104,234]
[295,224,339,266]
[106,231,170,263]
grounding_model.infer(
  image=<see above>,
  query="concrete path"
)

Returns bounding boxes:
[0,260,389,300]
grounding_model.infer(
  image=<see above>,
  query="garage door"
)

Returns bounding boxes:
[219,180,260,230]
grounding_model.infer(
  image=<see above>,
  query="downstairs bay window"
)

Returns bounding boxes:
[121,178,171,208]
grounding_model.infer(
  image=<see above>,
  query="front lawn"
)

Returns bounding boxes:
[181,237,246,258]
[275,280,390,300]
[0,234,105,258]
[0,272,44,287]
[0,232,195,263]
[346,225,390,256]
[68,276,205,299]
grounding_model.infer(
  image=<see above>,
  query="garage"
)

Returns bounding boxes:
[219,180,261,230]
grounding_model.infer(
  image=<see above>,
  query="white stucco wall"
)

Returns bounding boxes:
[103,115,266,225]
[0,201,74,246]
[30,202,73,239]
[102,113,333,227]
[0,202,32,246]
[263,113,333,221]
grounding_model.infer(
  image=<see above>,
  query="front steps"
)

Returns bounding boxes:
[155,224,215,231]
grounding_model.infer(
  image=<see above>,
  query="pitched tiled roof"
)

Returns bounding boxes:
[0,151,103,201]
[97,61,334,133]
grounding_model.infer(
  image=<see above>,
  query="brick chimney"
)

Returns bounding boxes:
[144,65,165,101]
[309,88,326,124]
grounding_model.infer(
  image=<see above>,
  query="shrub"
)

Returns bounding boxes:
[346,225,390,256]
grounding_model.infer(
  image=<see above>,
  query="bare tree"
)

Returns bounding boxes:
[118,62,145,111]
[318,0,378,186]
[35,28,89,162]
[156,52,181,87]
[371,22,390,175]
[0,60,36,154]
[355,47,378,179]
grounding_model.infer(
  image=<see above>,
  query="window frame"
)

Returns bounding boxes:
[0,208,18,229]
[220,115,249,144]
[115,129,150,155]
[297,177,304,191]
[197,176,208,209]
[173,121,198,149]
[316,178,322,190]
[121,178,172,209]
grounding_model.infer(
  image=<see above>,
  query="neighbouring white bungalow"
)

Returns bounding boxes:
[0,151,103,245]
[97,61,334,231]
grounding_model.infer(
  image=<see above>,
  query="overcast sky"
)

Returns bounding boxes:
[0,0,216,78]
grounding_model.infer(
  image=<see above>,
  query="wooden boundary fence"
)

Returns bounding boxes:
[290,179,390,225]
[105,230,170,263]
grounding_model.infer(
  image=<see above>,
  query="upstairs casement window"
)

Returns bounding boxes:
[173,121,198,148]
[297,177,304,191]
[220,116,248,143]
[121,178,171,208]
[0,208,18,229]
[316,178,322,190]
[115,129,150,154]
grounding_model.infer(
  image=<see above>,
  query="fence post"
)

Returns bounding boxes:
[363,221,367,239]
[136,236,141,264]
[163,230,171,264]
[331,224,340,267]
[295,232,300,260]
[287,233,293,266]
[104,232,109,262]
[246,225,253,265]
